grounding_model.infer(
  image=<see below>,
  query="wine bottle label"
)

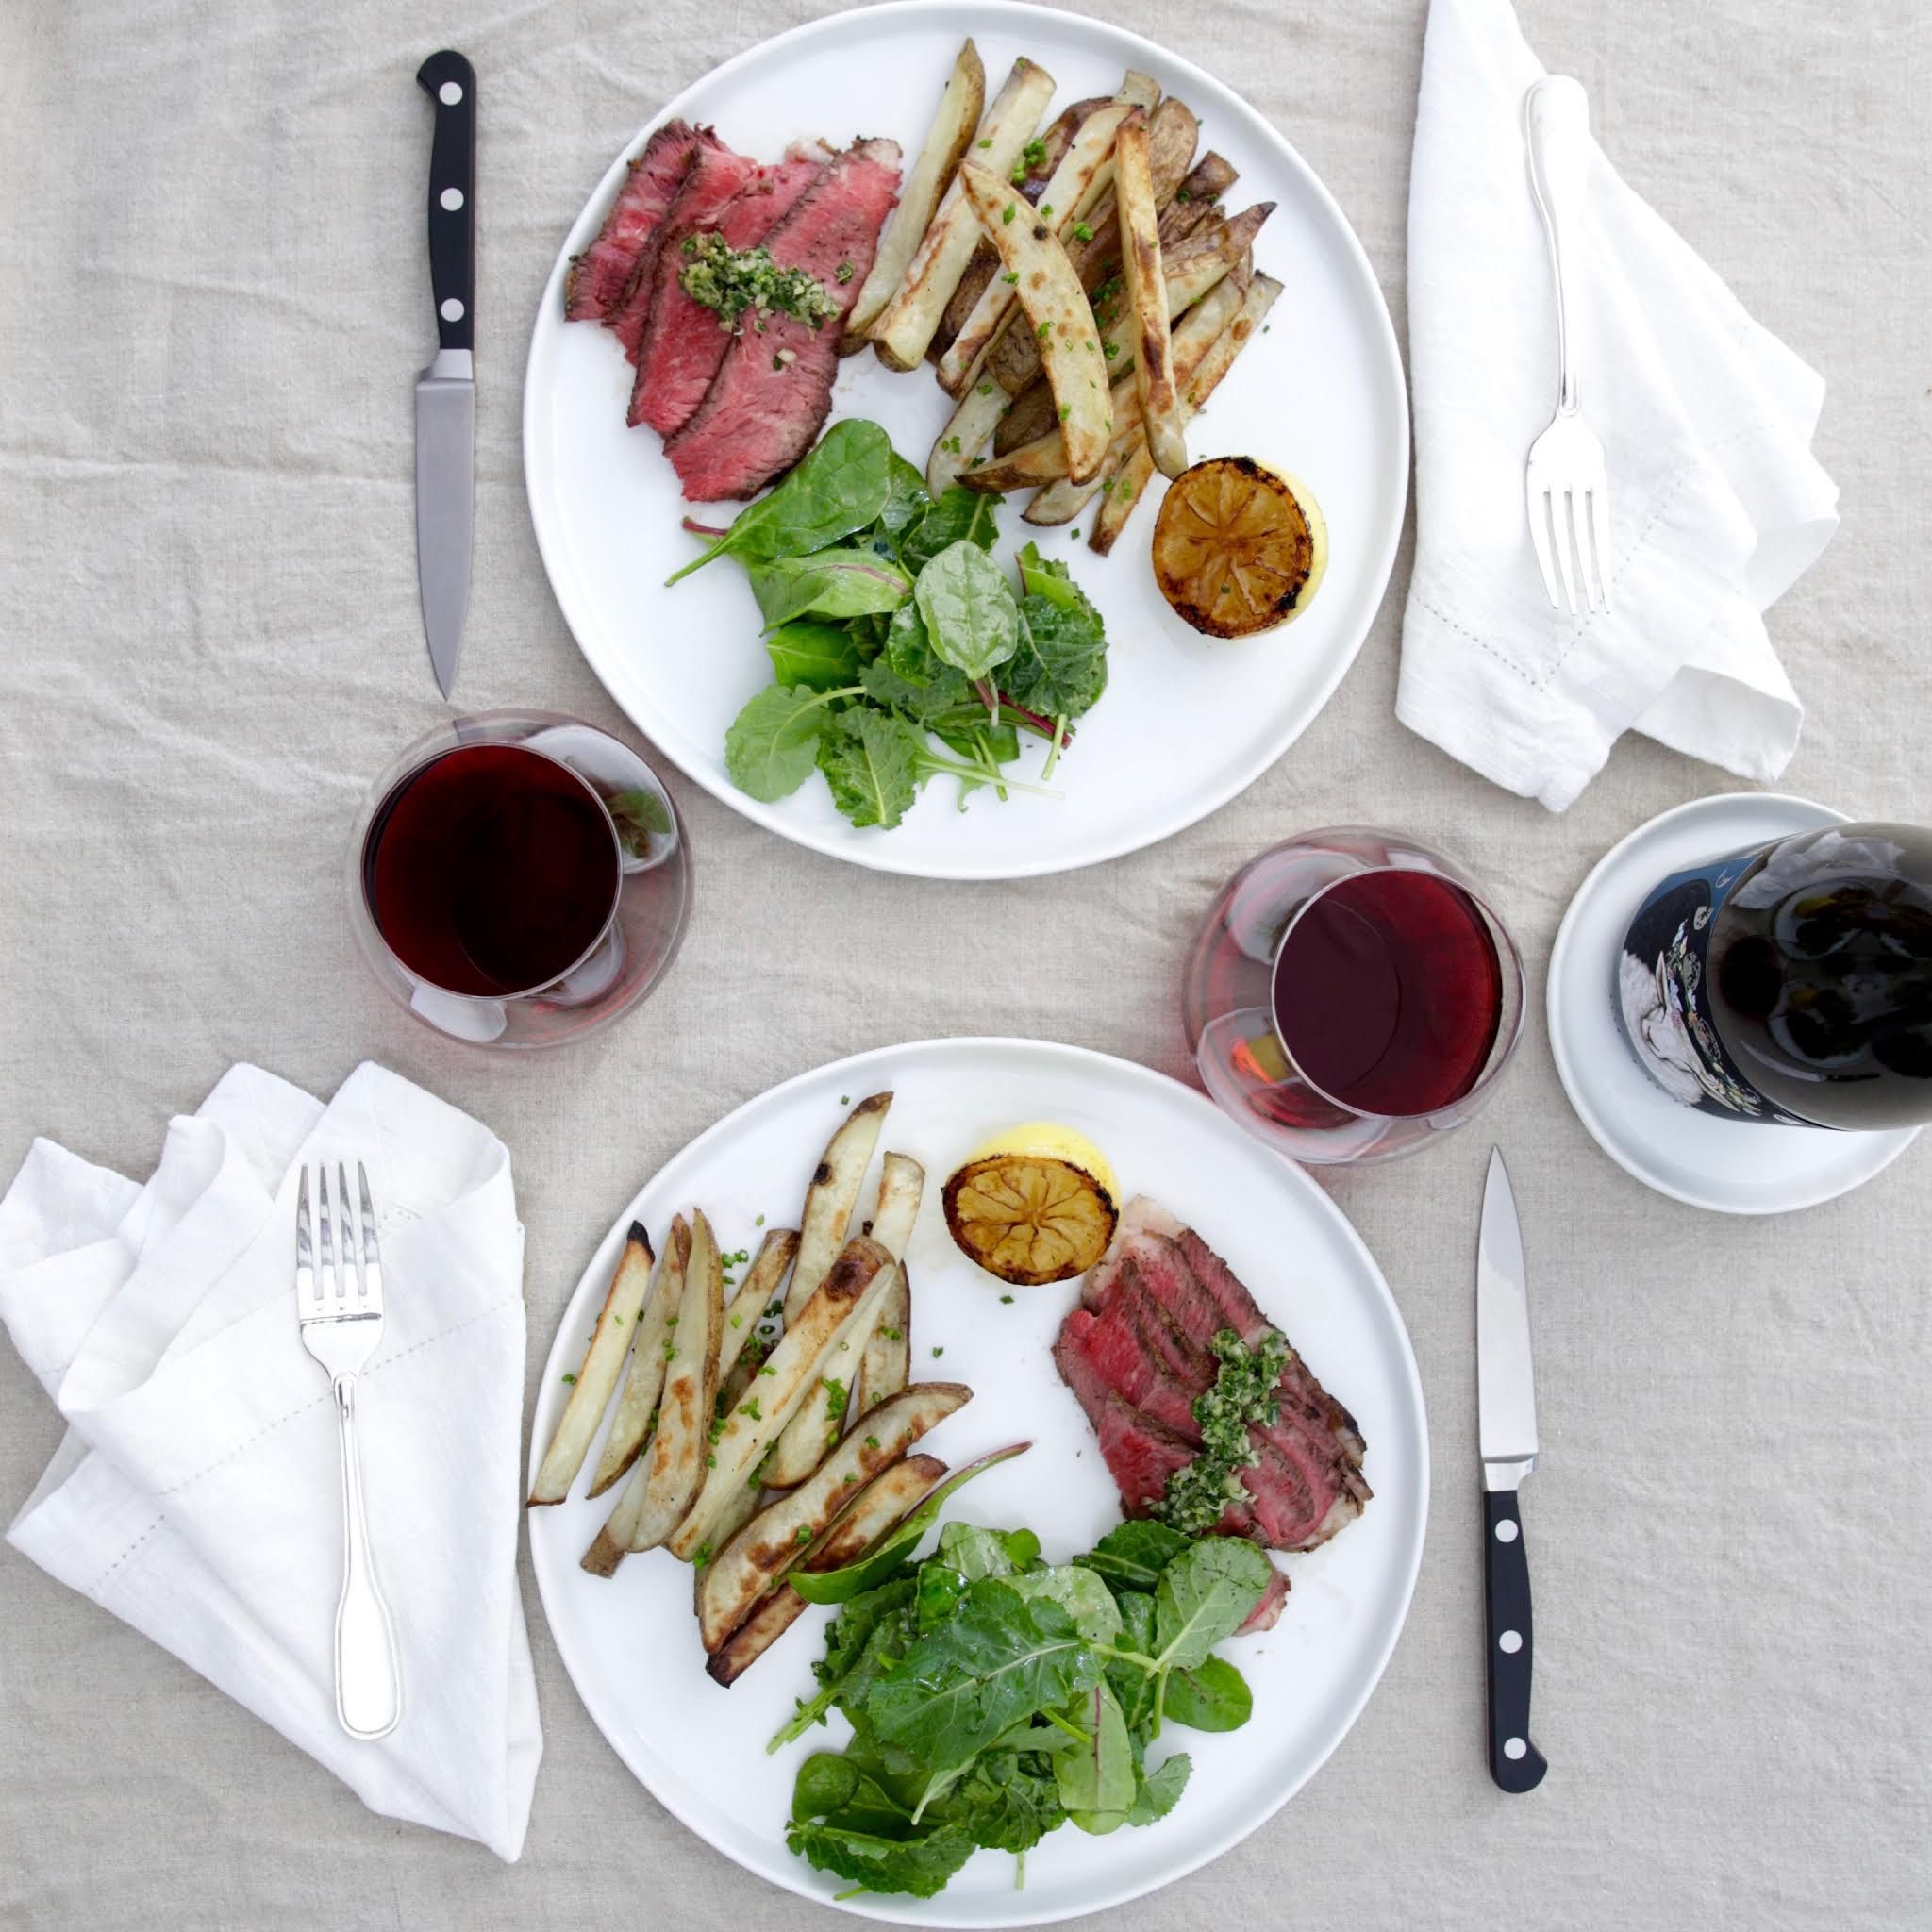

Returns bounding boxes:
[1616,847,1819,1126]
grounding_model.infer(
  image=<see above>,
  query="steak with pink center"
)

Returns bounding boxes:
[565,120,704,321]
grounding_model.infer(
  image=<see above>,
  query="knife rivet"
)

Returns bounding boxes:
[1494,1519,1518,1543]
[441,186,465,211]
[1498,1629,1523,1654]
[439,80,463,106]
[441,297,465,323]
[1503,1737,1527,1761]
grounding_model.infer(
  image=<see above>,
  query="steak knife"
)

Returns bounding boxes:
[1478,1147,1548,1792]
[414,50,475,698]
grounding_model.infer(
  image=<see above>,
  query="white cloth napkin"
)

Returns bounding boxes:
[0,1062,541,1860]
[1397,0,1840,810]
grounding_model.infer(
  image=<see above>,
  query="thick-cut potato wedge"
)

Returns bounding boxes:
[870,58,1056,371]
[587,1217,691,1498]
[940,103,1135,397]
[956,163,1112,483]
[717,1225,798,1383]
[842,38,986,351]
[927,379,1011,495]
[699,1383,971,1650]
[528,1224,656,1507]
[1115,111,1186,479]
[628,1209,725,1553]
[770,1153,925,1486]
[1089,273,1282,556]
[855,1267,911,1420]
[705,1456,946,1686]
[1023,273,1248,527]
[785,1093,891,1322]
[668,1237,899,1561]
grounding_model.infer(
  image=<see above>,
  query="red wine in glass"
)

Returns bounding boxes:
[362,743,622,998]
[1183,830,1524,1162]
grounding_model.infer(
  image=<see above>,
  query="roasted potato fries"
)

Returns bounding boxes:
[717,1225,799,1382]
[628,1208,725,1553]
[587,1216,691,1498]
[785,1093,891,1322]
[1115,109,1187,479]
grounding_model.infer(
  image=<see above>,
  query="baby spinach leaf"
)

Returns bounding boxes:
[751,548,911,627]
[666,419,892,582]
[866,1581,1101,1777]
[791,1753,911,1836]
[900,485,1003,573]
[765,621,864,691]
[1125,1752,1191,1825]
[724,684,844,802]
[882,601,950,685]
[938,1523,1023,1583]
[1161,1656,1253,1733]
[1106,1589,1160,1734]
[917,1563,968,1632]
[915,541,1021,681]
[1152,1539,1275,1673]
[878,453,935,539]
[816,709,921,830]
[1075,1521,1191,1597]
[784,1820,977,1900]
[1054,1682,1136,1820]
[1007,1565,1123,1646]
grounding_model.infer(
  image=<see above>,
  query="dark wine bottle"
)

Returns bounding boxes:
[1617,822,1932,1129]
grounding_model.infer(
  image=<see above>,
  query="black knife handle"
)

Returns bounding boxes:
[1483,1491,1547,1793]
[416,51,475,354]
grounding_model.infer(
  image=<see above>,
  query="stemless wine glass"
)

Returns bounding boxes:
[347,709,691,1049]
[1182,827,1524,1163]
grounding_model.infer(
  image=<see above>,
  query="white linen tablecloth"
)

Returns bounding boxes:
[1,1,1926,1927]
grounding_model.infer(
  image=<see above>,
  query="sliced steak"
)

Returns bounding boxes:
[666,137,901,502]
[607,138,763,363]
[1058,1301,1203,1442]
[565,121,705,322]
[1174,1227,1273,1348]
[628,156,824,434]
[1237,1566,1291,1636]
[1092,1392,1257,1539]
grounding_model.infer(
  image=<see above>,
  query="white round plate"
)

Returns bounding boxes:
[524,1,1408,879]
[526,1039,1427,1925]
[1547,792,1919,1214]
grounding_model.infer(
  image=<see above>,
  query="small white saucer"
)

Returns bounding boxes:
[1547,791,1920,1214]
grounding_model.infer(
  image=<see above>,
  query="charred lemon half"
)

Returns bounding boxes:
[943,1123,1119,1287]
[1152,456,1328,638]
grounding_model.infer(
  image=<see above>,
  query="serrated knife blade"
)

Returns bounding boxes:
[1478,1146,1538,1490]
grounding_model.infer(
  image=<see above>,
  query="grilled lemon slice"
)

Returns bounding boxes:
[1151,455,1328,639]
[943,1123,1119,1287]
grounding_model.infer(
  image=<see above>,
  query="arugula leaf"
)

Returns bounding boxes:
[1161,1656,1253,1733]
[769,1577,916,1751]
[667,420,892,582]
[866,1581,1102,1778]
[928,1749,1062,1855]
[1007,1565,1123,1646]
[765,621,863,691]
[1055,1682,1136,1823]
[862,657,972,727]
[899,485,1003,573]
[878,453,935,540]
[1076,1521,1191,1597]
[1125,1752,1191,1825]
[915,541,1021,681]
[750,548,911,628]
[1152,1539,1275,1673]
[785,1820,977,1900]
[724,684,845,802]
[816,709,921,830]
[1106,1589,1160,1734]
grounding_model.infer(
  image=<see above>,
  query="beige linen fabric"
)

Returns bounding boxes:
[1,1,1927,1927]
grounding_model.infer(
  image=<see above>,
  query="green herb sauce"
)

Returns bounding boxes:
[1153,1328,1291,1535]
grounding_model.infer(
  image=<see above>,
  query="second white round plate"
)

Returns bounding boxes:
[527,1039,1427,1926]
[524,1,1408,879]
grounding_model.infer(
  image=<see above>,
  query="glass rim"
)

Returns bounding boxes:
[358,736,627,1006]
[1264,859,1527,1124]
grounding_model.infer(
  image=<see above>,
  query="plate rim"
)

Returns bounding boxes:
[1545,790,1919,1215]
[525,1034,1430,1926]
[520,0,1411,881]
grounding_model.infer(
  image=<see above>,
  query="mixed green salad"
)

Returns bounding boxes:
[769,1504,1275,1900]
[667,420,1111,831]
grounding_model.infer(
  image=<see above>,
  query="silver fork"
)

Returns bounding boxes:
[1524,75,1611,615]
[295,1162,403,1740]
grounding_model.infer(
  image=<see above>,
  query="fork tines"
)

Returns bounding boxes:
[1526,443,1613,616]
[295,1161,385,1320]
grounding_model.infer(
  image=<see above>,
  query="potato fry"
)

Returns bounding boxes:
[1089,273,1282,556]
[627,1208,725,1552]
[699,1383,970,1650]
[717,1225,798,1383]
[842,38,986,350]
[705,1456,947,1686]
[587,1216,691,1498]
[785,1093,891,1323]
[855,1267,911,1420]
[528,1223,655,1507]
[939,103,1134,396]
[926,379,1010,496]
[667,1236,899,1561]
[956,163,1112,483]
[769,1153,924,1486]
[1115,111,1186,479]
[870,58,1056,371]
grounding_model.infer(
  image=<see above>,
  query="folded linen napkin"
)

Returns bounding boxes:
[1398,0,1840,810]
[0,1062,541,1860]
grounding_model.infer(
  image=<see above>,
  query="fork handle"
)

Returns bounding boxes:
[1524,76,1591,416]
[332,1373,402,1740]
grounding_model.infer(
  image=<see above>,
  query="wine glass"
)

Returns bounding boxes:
[1182,827,1524,1163]
[347,710,691,1048]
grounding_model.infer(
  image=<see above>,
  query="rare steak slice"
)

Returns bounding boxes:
[1057,1301,1203,1442]
[1091,1392,1257,1539]
[628,155,824,434]
[666,137,901,502]
[607,138,763,363]
[1237,1565,1291,1635]
[565,120,705,321]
